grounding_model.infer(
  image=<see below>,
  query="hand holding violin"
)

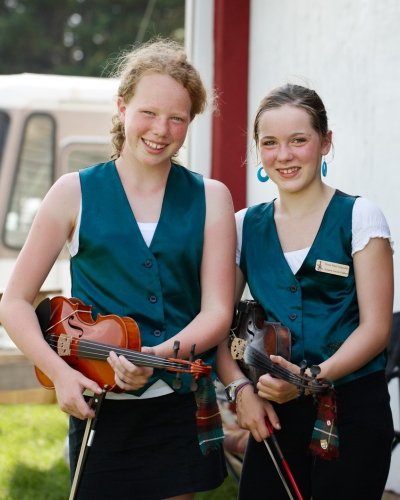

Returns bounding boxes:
[256,355,306,404]
[51,363,103,420]
[34,296,212,411]
[107,349,153,392]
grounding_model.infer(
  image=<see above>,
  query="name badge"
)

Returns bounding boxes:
[315,259,349,277]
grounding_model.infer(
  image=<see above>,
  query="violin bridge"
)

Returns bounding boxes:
[57,334,72,357]
[230,337,247,360]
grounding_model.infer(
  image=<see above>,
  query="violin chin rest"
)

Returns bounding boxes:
[35,297,51,333]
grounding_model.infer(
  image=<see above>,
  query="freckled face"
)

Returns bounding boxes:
[118,72,192,169]
[258,105,331,192]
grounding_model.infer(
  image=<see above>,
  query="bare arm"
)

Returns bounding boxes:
[319,237,393,379]
[215,266,281,441]
[0,174,104,418]
[257,237,394,402]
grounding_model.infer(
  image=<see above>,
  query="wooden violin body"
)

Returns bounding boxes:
[230,300,292,387]
[35,296,211,392]
[230,300,331,395]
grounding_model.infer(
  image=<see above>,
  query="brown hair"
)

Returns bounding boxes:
[108,38,208,159]
[253,83,329,148]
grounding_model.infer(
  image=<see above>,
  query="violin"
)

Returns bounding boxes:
[34,296,211,393]
[230,300,332,395]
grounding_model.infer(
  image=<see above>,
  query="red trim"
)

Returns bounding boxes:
[211,0,250,210]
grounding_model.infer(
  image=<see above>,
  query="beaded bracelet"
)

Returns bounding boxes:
[234,380,253,401]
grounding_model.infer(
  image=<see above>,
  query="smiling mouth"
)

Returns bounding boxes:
[277,167,300,174]
[143,139,167,150]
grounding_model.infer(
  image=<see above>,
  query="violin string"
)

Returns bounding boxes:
[44,334,194,372]
[248,346,326,393]
[46,338,190,372]
[45,310,90,332]
[45,336,183,369]
[244,346,320,391]
[249,348,321,390]
[244,345,297,380]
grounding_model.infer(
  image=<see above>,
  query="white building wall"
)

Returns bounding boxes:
[183,0,214,178]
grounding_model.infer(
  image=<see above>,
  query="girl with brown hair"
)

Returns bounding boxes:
[0,39,236,499]
[218,83,394,500]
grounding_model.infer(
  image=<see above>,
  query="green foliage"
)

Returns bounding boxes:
[0,0,185,77]
[0,404,238,500]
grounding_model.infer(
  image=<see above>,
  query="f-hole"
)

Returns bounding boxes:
[68,316,84,338]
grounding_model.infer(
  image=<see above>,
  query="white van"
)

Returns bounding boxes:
[0,73,119,349]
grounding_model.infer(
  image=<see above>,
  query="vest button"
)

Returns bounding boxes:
[144,260,152,268]
[149,295,157,303]
[153,330,161,337]
[290,285,297,292]
[289,313,297,321]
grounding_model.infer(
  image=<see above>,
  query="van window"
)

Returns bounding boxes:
[4,114,55,249]
[67,148,110,173]
[0,111,10,168]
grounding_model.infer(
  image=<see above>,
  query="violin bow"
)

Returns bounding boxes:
[264,417,304,500]
[69,384,109,500]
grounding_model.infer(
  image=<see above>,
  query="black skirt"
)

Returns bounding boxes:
[69,391,227,499]
[238,370,394,500]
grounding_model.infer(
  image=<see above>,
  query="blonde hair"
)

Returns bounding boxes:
[108,38,208,159]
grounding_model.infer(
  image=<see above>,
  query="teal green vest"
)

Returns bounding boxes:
[71,160,215,395]
[240,191,386,386]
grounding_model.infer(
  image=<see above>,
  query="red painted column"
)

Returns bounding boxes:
[211,0,250,210]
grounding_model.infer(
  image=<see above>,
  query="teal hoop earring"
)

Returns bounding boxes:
[321,159,327,177]
[257,167,269,182]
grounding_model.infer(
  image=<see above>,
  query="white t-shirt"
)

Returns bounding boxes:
[235,197,394,275]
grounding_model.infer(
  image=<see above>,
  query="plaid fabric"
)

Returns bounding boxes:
[309,391,339,460]
[195,377,224,455]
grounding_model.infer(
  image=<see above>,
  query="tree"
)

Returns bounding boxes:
[0,0,185,76]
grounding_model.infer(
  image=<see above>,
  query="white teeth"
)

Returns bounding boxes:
[279,167,299,174]
[143,139,166,150]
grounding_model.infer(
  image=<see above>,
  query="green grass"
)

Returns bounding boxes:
[0,405,70,500]
[0,404,238,499]
[198,474,238,500]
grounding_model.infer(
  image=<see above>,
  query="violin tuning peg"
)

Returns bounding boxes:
[297,360,308,398]
[297,387,305,399]
[299,360,308,376]
[190,380,198,392]
[173,371,182,390]
[310,365,321,379]
[173,340,180,359]
[189,344,196,362]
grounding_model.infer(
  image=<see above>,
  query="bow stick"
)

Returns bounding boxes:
[69,384,108,500]
[264,417,304,500]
